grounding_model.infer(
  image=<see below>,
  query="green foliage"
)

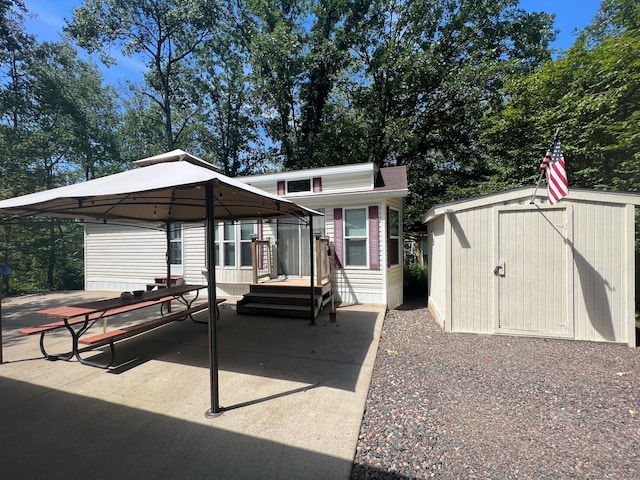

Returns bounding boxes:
[403,262,428,299]
[480,0,640,195]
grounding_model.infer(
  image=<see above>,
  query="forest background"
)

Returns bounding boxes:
[0,0,638,293]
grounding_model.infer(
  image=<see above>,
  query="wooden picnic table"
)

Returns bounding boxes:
[22,284,219,368]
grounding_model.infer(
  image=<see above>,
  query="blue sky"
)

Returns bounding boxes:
[22,0,603,86]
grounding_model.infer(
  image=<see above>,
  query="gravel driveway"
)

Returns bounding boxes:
[351,300,640,479]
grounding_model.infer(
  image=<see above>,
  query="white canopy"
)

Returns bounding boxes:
[0,150,318,222]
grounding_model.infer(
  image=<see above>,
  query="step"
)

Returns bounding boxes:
[236,302,320,319]
[241,292,317,306]
[249,284,326,296]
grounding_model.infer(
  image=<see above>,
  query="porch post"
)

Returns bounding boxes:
[205,182,222,418]
[309,214,315,325]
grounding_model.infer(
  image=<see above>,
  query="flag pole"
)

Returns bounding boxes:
[529,127,561,204]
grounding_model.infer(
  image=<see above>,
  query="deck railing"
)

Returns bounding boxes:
[316,237,331,285]
[251,239,272,284]
[251,236,331,286]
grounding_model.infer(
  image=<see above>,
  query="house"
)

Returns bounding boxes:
[84,161,409,311]
[423,187,639,346]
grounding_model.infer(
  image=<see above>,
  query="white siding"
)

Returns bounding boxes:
[427,216,447,328]
[571,200,633,343]
[450,207,494,334]
[85,223,167,291]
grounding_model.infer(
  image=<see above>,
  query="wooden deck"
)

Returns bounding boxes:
[236,277,333,319]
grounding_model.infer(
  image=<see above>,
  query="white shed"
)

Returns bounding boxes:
[423,187,639,346]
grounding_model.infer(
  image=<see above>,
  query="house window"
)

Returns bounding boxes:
[214,224,220,266]
[168,223,183,265]
[240,222,256,267]
[389,208,400,265]
[287,179,311,193]
[223,222,235,267]
[344,207,367,267]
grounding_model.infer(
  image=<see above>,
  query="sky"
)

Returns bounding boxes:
[22,0,604,87]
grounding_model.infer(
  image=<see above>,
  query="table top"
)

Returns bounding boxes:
[36,284,208,319]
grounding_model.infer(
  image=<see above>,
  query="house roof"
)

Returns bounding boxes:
[423,186,640,224]
[375,166,408,192]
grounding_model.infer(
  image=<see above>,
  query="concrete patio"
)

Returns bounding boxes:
[0,291,385,480]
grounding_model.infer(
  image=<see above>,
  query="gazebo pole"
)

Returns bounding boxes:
[0,274,3,364]
[205,182,222,418]
[309,214,315,325]
[165,221,172,312]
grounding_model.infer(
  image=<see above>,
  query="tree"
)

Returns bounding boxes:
[481,0,640,195]
[66,0,222,151]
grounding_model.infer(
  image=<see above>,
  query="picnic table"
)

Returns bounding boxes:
[20,284,224,368]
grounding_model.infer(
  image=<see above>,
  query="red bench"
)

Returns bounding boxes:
[76,303,210,368]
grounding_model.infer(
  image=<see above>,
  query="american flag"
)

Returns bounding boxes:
[539,139,568,204]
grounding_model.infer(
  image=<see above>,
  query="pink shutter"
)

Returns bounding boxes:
[313,177,322,192]
[333,208,344,269]
[277,181,285,196]
[386,206,390,268]
[369,206,380,270]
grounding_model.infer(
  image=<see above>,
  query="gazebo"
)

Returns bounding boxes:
[0,149,320,417]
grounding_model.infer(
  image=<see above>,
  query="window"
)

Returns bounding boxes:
[168,224,183,265]
[287,179,311,193]
[389,208,400,265]
[214,224,220,266]
[223,222,235,267]
[240,222,256,267]
[213,222,256,268]
[344,208,367,267]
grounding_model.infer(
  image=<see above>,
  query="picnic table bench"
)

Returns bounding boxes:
[20,284,225,368]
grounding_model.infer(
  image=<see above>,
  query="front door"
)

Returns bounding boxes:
[496,207,573,337]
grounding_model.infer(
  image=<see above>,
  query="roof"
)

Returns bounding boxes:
[375,166,408,192]
[423,186,640,224]
[0,156,319,223]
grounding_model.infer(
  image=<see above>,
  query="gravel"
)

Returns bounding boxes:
[351,300,640,479]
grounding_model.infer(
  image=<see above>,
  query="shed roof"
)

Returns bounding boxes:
[423,187,640,224]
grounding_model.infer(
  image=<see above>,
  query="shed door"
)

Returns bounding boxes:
[496,207,573,337]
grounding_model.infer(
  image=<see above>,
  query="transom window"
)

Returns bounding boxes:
[287,179,311,193]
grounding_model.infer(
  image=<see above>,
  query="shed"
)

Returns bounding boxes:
[423,187,639,346]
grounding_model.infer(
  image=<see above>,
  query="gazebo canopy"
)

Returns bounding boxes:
[0,149,318,222]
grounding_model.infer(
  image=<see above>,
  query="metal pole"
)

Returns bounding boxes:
[165,222,172,312]
[0,272,3,364]
[309,215,315,325]
[205,182,222,418]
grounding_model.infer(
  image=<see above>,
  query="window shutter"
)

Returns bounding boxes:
[313,177,322,192]
[386,206,390,268]
[333,208,344,269]
[277,181,285,196]
[369,206,380,270]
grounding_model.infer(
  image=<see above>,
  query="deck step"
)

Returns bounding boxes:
[241,292,316,305]
[236,302,320,319]
[249,284,328,296]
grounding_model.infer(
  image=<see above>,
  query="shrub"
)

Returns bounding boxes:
[403,262,428,298]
